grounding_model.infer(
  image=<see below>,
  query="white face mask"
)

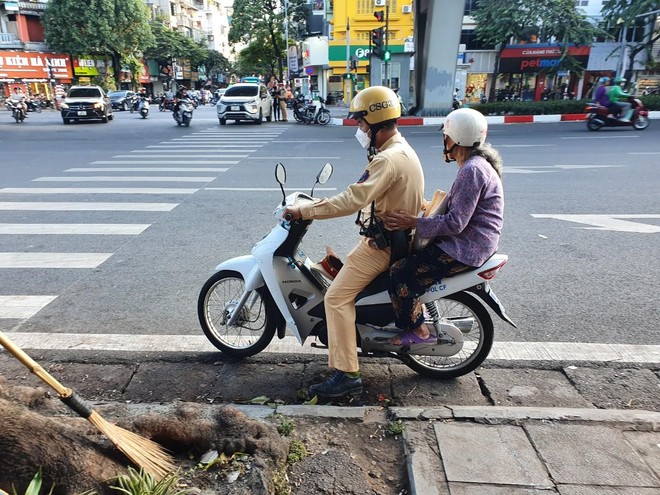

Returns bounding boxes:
[355,128,371,149]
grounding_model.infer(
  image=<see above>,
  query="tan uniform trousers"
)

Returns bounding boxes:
[279,100,288,121]
[326,237,391,372]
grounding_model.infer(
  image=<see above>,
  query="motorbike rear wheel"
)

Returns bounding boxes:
[198,270,277,358]
[316,109,331,126]
[401,292,494,379]
[586,116,603,131]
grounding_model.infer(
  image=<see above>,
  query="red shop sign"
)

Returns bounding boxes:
[0,51,73,80]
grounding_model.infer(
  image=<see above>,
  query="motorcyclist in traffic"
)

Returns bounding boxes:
[9,87,28,118]
[282,86,425,399]
[609,77,633,122]
[173,86,188,117]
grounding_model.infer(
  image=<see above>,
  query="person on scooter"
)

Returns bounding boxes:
[173,85,188,118]
[283,86,425,398]
[381,108,504,345]
[9,87,28,118]
[609,77,633,122]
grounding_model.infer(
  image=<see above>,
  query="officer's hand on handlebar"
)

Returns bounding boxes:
[283,206,302,221]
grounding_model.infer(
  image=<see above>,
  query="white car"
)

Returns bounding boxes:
[217,83,272,125]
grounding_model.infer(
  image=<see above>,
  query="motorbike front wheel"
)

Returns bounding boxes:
[633,115,650,130]
[401,291,494,379]
[198,270,277,358]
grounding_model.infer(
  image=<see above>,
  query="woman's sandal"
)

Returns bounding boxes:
[389,331,436,346]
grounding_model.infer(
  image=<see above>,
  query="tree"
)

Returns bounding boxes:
[601,0,660,81]
[42,0,154,89]
[472,0,602,100]
[200,50,232,84]
[229,0,308,81]
[235,38,282,78]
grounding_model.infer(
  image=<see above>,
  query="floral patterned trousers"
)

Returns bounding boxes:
[389,244,474,331]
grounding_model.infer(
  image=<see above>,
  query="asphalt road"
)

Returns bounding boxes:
[0,105,658,359]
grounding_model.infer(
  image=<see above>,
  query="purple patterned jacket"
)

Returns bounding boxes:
[415,155,504,267]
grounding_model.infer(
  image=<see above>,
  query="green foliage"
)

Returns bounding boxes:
[43,0,153,57]
[600,0,660,71]
[272,466,291,495]
[470,99,585,115]
[9,469,54,495]
[470,95,660,115]
[277,416,296,436]
[109,467,191,495]
[144,20,193,66]
[229,0,308,80]
[386,420,405,436]
[286,440,307,464]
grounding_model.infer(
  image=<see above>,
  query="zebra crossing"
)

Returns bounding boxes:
[0,128,287,330]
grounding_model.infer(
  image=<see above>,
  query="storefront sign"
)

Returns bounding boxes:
[0,51,73,81]
[73,57,100,76]
[499,45,590,73]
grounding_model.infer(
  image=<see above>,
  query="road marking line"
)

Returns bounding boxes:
[628,152,660,155]
[248,157,342,160]
[0,253,113,268]
[65,168,229,173]
[33,176,216,182]
[0,224,150,235]
[89,160,237,165]
[2,333,658,364]
[146,145,259,149]
[205,187,338,191]
[127,151,248,157]
[504,168,554,174]
[532,214,660,233]
[0,296,57,319]
[0,188,199,194]
[0,202,177,211]
[560,135,640,139]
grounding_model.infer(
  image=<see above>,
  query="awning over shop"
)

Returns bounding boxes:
[0,51,72,81]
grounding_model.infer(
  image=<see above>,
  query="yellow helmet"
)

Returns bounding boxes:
[348,86,400,125]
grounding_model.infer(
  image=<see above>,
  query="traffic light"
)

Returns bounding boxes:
[374,10,384,22]
[371,27,384,59]
[343,73,353,80]
[383,50,391,62]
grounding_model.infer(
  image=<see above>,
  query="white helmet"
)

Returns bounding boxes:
[442,108,488,148]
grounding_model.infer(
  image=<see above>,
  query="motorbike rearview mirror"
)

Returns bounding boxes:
[311,163,333,196]
[275,163,287,205]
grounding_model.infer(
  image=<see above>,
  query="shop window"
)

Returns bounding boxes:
[460,30,495,50]
[464,0,478,16]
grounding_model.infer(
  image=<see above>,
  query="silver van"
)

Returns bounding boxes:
[216,83,272,125]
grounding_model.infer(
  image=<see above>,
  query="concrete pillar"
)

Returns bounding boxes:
[414,0,464,116]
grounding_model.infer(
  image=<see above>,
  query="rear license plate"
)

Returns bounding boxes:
[231,106,240,111]
[77,111,87,116]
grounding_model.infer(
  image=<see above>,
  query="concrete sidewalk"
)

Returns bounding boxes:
[1,349,659,493]
[325,103,660,126]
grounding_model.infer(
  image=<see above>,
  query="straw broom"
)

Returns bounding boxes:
[0,331,175,479]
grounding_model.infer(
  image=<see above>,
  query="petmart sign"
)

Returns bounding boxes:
[499,45,590,73]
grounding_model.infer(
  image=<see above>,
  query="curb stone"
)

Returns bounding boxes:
[330,110,660,126]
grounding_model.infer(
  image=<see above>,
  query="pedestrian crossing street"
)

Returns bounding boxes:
[0,127,287,329]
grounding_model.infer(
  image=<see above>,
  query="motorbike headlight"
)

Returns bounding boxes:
[61,102,69,109]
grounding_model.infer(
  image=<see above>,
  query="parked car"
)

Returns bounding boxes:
[217,83,272,125]
[108,90,135,111]
[60,86,113,124]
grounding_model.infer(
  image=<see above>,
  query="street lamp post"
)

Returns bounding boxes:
[284,0,289,84]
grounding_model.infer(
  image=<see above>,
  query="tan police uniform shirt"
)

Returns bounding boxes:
[299,133,424,223]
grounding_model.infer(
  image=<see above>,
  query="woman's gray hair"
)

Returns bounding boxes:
[471,142,503,178]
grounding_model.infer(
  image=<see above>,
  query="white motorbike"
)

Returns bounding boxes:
[198,163,516,379]
[173,98,194,127]
[139,96,150,119]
